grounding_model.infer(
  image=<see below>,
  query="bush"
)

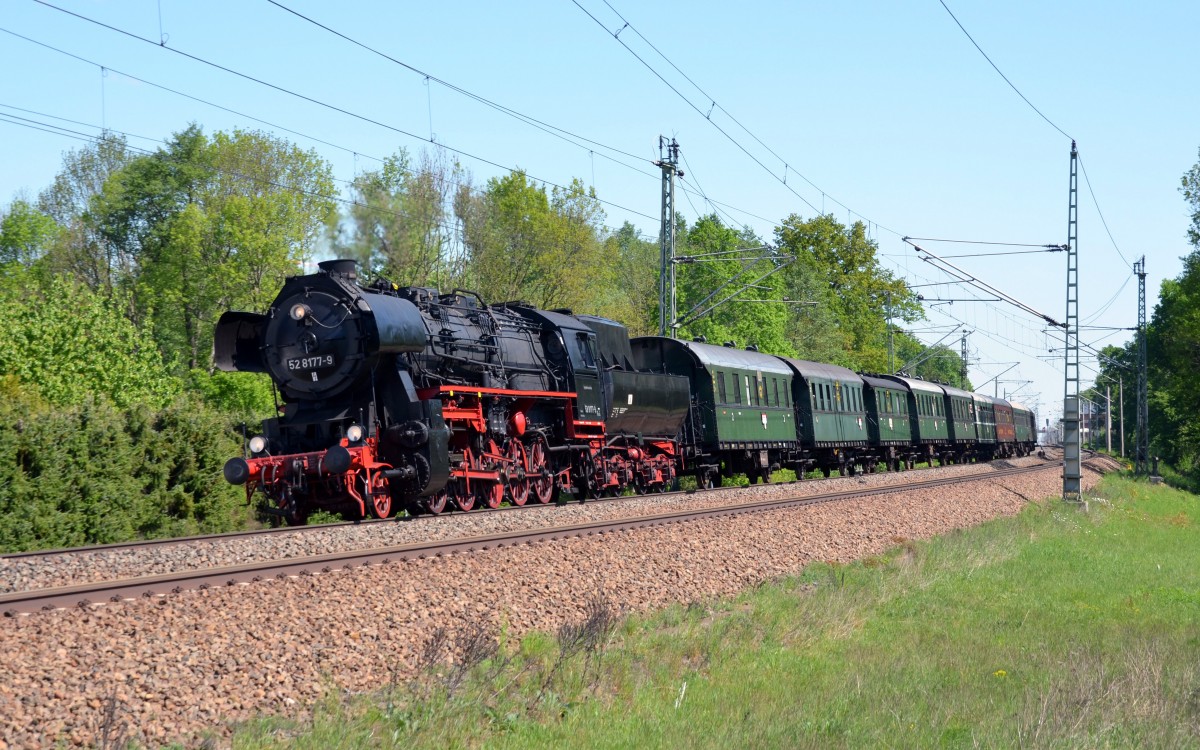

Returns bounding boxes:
[0,379,253,552]
[186,369,277,425]
[0,269,180,410]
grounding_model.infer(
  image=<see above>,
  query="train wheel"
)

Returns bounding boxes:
[424,489,449,515]
[479,481,504,510]
[634,470,650,494]
[699,471,714,490]
[454,484,476,512]
[367,472,392,519]
[283,506,308,526]
[528,440,555,504]
[506,441,530,506]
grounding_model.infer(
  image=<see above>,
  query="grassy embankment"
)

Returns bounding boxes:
[231,473,1200,748]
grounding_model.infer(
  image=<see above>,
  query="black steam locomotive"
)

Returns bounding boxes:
[217,260,1036,523]
[216,259,689,523]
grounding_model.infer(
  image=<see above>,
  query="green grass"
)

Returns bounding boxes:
[229,473,1200,749]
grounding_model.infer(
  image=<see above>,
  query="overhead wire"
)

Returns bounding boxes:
[934,0,1134,275]
[572,0,907,235]
[29,0,659,223]
[264,0,651,168]
[0,111,475,244]
[935,0,1072,140]
[12,9,783,235]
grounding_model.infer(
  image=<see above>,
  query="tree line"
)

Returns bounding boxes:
[0,124,971,551]
[1088,148,1200,480]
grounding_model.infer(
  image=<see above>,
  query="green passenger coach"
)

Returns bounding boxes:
[779,358,870,476]
[630,337,795,485]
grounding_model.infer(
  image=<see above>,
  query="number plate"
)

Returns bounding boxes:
[287,355,335,370]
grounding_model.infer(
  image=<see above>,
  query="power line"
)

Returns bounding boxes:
[0,112,474,242]
[571,0,905,237]
[3,24,778,235]
[902,236,1065,248]
[30,0,659,223]
[933,2,1132,274]
[935,0,1072,140]
[264,0,652,172]
[1078,154,1134,270]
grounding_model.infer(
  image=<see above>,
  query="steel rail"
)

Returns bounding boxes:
[1,461,1066,616]
[1,456,1040,560]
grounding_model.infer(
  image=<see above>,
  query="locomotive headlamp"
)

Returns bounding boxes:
[346,424,365,443]
[248,435,268,455]
[289,303,311,321]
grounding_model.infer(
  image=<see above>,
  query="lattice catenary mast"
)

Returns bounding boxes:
[1063,141,1082,502]
[1135,256,1149,473]
[656,137,682,337]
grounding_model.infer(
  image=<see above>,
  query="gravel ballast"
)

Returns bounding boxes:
[0,454,1116,747]
[3,455,1051,594]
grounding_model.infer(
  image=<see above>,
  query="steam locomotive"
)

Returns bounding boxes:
[216,260,1036,523]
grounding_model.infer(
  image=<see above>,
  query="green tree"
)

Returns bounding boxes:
[673,214,793,355]
[603,222,659,336]
[459,172,611,310]
[0,198,59,267]
[1139,148,1200,470]
[36,132,132,291]
[0,267,179,410]
[334,148,468,288]
[95,125,337,369]
[1182,147,1200,250]
[775,214,920,370]
[0,378,250,552]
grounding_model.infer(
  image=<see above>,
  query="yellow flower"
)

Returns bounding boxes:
[993,669,1008,678]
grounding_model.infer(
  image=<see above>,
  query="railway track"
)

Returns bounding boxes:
[1,453,1059,562]
[1,460,1064,616]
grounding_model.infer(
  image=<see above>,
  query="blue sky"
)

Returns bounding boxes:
[2,0,1197,431]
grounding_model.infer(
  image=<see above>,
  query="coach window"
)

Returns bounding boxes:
[733,373,742,404]
[718,373,728,404]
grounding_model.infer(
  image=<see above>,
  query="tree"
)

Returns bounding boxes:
[94,125,337,369]
[0,266,179,410]
[603,222,659,336]
[775,214,920,370]
[0,198,59,267]
[673,214,793,355]
[36,133,132,291]
[1138,148,1200,471]
[334,148,469,288]
[1182,147,1200,250]
[892,331,971,388]
[459,172,612,311]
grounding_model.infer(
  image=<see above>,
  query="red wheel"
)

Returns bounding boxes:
[528,439,555,504]
[424,489,449,515]
[478,480,504,509]
[367,471,392,519]
[506,440,530,506]
[454,484,475,512]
